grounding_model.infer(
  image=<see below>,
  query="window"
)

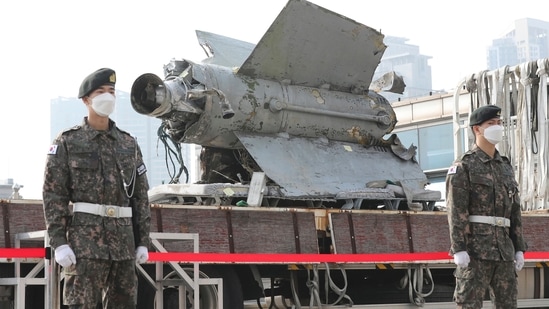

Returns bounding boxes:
[418,123,454,170]
[393,123,456,171]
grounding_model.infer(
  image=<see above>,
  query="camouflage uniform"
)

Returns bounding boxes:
[43,117,151,308]
[446,145,527,309]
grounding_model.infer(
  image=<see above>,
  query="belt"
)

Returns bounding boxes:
[468,215,510,227]
[73,202,132,218]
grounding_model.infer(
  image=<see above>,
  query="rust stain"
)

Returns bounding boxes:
[347,126,361,139]
[346,126,371,145]
[311,89,325,104]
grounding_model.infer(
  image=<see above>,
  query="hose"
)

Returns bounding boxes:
[290,270,302,309]
[518,62,539,209]
[496,66,512,158]
[305,265,322,308]
[288,264,354,309]
[323,263,353,306]
[507,68,519,167]
[266,278,276,309]
[406,265,435,307]
[267,277,289,309]
[536,59,548,204]
[460,59,549,211]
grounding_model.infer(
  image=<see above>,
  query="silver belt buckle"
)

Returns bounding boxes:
[495,218,503,226]
[106,206,116,217]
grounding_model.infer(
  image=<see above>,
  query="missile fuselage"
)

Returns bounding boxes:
[132,62,397,149]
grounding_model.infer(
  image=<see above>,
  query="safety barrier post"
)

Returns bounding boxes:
[136,232,224,309]
[0,230,49,308]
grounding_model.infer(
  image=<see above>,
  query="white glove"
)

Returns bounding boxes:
[515,251,524,271]
[453,251,470,267]
[135,246,149,264]
[55,244,76,268]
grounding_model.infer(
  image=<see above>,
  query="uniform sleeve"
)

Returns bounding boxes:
[510,189,528,252]
[446,160,470,255]
[133,143,151,248]
[42,137,72,249]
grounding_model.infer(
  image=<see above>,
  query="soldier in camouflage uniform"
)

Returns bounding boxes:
[43,68,151,308]
[446,105,527,309]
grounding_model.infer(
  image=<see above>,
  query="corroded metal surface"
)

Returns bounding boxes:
[238,0,386,93]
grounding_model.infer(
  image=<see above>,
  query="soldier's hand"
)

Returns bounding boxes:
[135,246,149,264]
[515,251,524,271]
[453,251,470,267]
[55,244,76,268]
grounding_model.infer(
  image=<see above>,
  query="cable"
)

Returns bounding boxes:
[156,122,189,184]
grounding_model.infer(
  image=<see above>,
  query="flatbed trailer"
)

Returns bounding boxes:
[2,198,549,308]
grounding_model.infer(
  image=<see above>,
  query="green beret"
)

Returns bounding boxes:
[78,68,116,98]
[469,105,501,126]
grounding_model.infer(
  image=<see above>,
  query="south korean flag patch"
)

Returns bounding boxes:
[48,145,58,155]
[137,163,147,176]
[447,165,458,175]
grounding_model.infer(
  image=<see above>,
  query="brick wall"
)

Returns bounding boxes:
[0,201,46,248]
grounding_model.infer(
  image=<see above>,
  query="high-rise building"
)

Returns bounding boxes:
[487,37,519,70]
[487,18,549,69]
[49,91,200,190]
[374,36,433,102]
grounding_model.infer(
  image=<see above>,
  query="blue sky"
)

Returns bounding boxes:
[0,0,547,198]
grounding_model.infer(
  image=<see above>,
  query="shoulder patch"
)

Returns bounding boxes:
[60,125,82,136]
[447,165,458,175]
[47,145,58,155]
[64,125,81,132]
[461,151,473,159]
[137,163,147,176]
[115,126,133,137]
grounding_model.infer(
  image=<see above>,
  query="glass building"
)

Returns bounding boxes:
[487,18,549,69]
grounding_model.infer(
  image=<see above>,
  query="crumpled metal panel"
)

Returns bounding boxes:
[237,0,386,92]
[195,30,255,68]
[236,132,429,198]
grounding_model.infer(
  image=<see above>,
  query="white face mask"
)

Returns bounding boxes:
[482,125,503,145]
[91,93,116,117]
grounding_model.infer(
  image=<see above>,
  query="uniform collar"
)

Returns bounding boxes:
[471,145,503,163]
[82,117,120,140]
